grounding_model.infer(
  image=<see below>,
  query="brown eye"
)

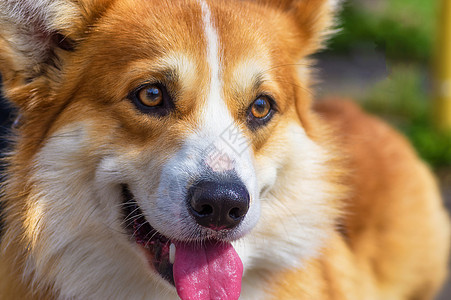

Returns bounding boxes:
[129,83,173,116]
[247,95,276,130]
[138,85,163,107]
[251,97,271,119]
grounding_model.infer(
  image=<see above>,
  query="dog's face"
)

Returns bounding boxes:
[0,0,342,299]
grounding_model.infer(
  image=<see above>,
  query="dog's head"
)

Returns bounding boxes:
[0,0,344,299]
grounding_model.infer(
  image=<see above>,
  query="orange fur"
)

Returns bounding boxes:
[0,0,449,299]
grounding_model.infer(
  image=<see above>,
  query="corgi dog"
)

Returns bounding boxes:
[0,0,449,299]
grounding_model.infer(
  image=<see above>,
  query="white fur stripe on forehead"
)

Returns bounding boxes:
[194,0,252,175]
[198,0,220,92]
[197,0,232,123]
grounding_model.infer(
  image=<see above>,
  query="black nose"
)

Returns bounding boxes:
[188,180,250,230]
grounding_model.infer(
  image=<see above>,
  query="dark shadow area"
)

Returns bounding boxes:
[0,75,13,154]
[0,75,14,242]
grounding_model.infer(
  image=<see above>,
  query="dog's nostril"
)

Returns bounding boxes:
[187,179,250,230]
[229,207,242,220]
[197,204,213,216]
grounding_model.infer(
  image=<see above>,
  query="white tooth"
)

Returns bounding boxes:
[169,243,176,264]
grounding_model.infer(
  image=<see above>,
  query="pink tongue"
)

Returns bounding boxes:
[173,241,243,300]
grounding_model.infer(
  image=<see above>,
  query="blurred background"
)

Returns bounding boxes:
[317,0,451,174]
[0,0,450,298]
[314,0,451,298]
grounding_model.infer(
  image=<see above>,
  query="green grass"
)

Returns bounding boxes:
[362,65,451,168]
[329,0,438,62]
[328,0,451,168]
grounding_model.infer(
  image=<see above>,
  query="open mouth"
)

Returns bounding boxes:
[121,185,175,285]
[121,184,244,300]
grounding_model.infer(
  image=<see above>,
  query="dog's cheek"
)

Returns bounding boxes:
[94,142,172,225]
[245,122,335,270]
[253,123,293,198]
[36,120,147,233]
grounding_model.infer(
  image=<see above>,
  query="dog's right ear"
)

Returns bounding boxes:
[251,0,340,57]
[0,0,110,110]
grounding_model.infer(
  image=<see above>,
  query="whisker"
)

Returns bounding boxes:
[121,207,142,226]
[144,231,160,248]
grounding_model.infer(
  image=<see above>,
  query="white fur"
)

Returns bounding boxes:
[198,0,221,102]
[157,52,198,93]
[24,124,177,299]
[231,58,271,94]
[330,0,341,9]
[235,123,336,275]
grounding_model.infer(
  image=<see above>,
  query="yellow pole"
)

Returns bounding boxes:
[434,0,451,130]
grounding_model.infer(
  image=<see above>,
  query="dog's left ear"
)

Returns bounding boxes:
[0,0,110,111]
[253,0,340,56]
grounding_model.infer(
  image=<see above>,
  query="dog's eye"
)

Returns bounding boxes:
[138,85,163,107]
[130,83,173,116]
[247,95,275,129]
[251,97,271,119]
